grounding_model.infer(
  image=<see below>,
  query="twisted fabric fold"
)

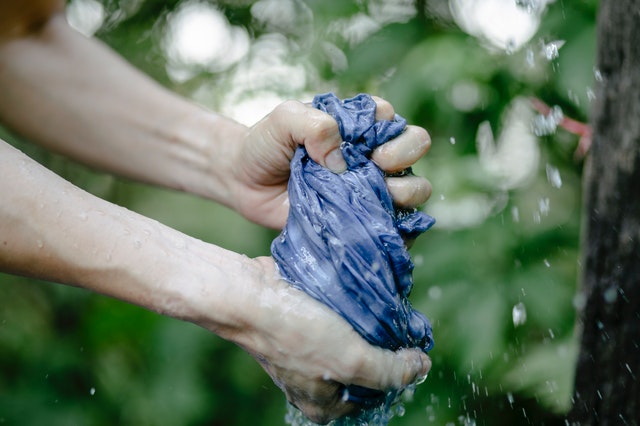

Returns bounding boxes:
[271,93,435,405]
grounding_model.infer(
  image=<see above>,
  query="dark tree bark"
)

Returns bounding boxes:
[569,1,640,425]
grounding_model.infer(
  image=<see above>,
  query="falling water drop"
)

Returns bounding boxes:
[545,164,563,188]
[538,198,550,216]
[603,286,618,303]
[90,387,96,396]
[512,302,527,327]
[594,68,603,82]
[511,206,520,223]
[449,137,456,145]
[541,40,565,61]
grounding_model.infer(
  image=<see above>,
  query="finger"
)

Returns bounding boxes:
[371,125,431,173]
[345,347,432,391]
[271,100,347,173]
[371,96,395,121]
[386,175,432,208]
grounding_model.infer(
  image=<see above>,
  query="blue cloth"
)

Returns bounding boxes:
[271,93,435,405]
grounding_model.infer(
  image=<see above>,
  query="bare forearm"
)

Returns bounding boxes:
[0,13,248,207]
[0,140,256,335]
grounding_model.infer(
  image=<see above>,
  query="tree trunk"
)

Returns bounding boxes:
[569,0,640,424]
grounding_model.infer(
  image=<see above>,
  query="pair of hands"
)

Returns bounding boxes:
[219,97,433,423]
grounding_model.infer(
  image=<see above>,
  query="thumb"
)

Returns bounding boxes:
[272,101,347,173]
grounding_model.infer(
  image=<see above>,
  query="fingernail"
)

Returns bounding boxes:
[325,148,347,173]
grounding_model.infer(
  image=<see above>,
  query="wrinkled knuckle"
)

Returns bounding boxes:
[306,112,340,142]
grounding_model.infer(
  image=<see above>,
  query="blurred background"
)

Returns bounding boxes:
[0,0,598,424]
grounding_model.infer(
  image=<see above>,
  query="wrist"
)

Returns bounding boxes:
[167,108,249,208]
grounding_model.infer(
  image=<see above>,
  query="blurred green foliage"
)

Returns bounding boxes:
[0,0,598,424]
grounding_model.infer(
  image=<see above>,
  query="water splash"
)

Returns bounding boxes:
[532,105,563,136]
[541,40,565,61]
[284,387,415,426]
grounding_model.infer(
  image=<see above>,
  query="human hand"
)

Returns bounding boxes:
[230,97,432,229]
[228,257,431,425]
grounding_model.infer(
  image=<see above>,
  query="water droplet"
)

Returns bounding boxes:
[341,388,350,402]
[532,105,563,136]
[543,258,551,268]
[90,387,95,395]
[512,302,527,326]
[586,87,596,101]
[594,68,603,82]
[567,89,581,106]
[545,164,563,188]
[439,194,445,201]
[548,328,555,339]
[541,40,565,61]
[538,198,550,216]
[573,292,587,310]
[603,286,618,303]
[415,373,429,385]
[511,206,520,223]
[449,137,456,145]
[413,254,424,267]
[428,286,442,300]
